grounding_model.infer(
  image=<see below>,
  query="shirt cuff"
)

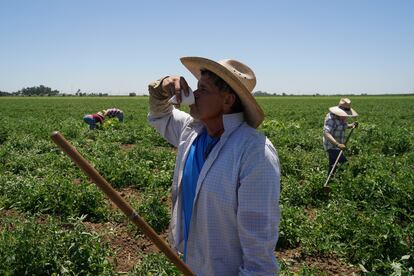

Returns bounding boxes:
[148,76,174,116]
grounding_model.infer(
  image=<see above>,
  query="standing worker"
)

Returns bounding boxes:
[83,108,124,130]
[323,98,358,175]
[147,57,281,275]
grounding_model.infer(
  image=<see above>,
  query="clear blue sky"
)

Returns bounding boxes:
[1,0,413,95]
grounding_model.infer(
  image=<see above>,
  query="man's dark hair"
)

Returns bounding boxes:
[200,69,244,113]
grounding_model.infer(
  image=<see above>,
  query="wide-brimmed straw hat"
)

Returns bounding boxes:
[329,98,358,117]
[180,56,264,128]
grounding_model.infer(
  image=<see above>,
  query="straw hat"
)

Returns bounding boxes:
[329,98,358,117]
[180,56,264,128]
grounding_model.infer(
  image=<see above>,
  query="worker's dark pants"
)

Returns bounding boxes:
[327,149,347,175]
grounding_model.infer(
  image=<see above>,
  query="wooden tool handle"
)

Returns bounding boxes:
[51,131,194,276]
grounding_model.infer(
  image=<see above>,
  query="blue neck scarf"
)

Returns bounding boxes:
[181,131,220,261]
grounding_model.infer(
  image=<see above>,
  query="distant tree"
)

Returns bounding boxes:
[0,91,11,96]
[17,85,59,96]
[129,92,137,96]
[253,91,273,96]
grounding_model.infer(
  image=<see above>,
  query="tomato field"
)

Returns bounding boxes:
[0,95,413,275]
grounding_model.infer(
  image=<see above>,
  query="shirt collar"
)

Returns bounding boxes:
[222,112,244,136]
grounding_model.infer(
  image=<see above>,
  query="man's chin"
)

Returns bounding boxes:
[189,105,199,119]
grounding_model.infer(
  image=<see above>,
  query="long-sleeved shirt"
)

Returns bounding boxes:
[323,112,347,150]
[147,78,281,275]
[91,113,104,123]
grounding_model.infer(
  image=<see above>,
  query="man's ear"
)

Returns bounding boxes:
[223,92,236,113]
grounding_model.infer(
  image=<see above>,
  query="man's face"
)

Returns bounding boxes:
[339,116,348,123]
[189,74,227,121]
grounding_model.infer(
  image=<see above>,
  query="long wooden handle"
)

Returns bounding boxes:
[324,150,343,186]
[50,131,194,276]
[344,126,355,145]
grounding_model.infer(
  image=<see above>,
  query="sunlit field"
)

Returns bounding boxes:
[0,95,413,275]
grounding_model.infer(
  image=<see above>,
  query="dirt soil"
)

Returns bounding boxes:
[82,187,166,273]
[277,248,360,275]
[93,189,360,275]
[83,220,168,273]
[0,190,361,275]
[83,217,360,275]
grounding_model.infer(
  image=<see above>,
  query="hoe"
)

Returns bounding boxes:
[322,126,356,193]
[51,131,195,276]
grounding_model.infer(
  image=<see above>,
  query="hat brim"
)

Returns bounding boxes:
[180,56,264,128]
[329,106,358,117]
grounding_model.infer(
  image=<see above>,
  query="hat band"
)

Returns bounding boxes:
[339,106,351,111]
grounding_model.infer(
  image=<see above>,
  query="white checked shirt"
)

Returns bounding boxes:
[147,79,281,275]
[323,112,347,151]
[105,108,123,117]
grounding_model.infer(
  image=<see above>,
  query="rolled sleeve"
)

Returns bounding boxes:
[148,77,174,117]
[147,78,193,147]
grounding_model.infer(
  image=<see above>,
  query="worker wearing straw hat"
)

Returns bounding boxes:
[147,57,280,275]
[323,98,359,175]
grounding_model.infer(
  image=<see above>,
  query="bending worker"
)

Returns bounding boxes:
[147,57,281,275]
[323,98,359,175]
[83,108,124,130]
